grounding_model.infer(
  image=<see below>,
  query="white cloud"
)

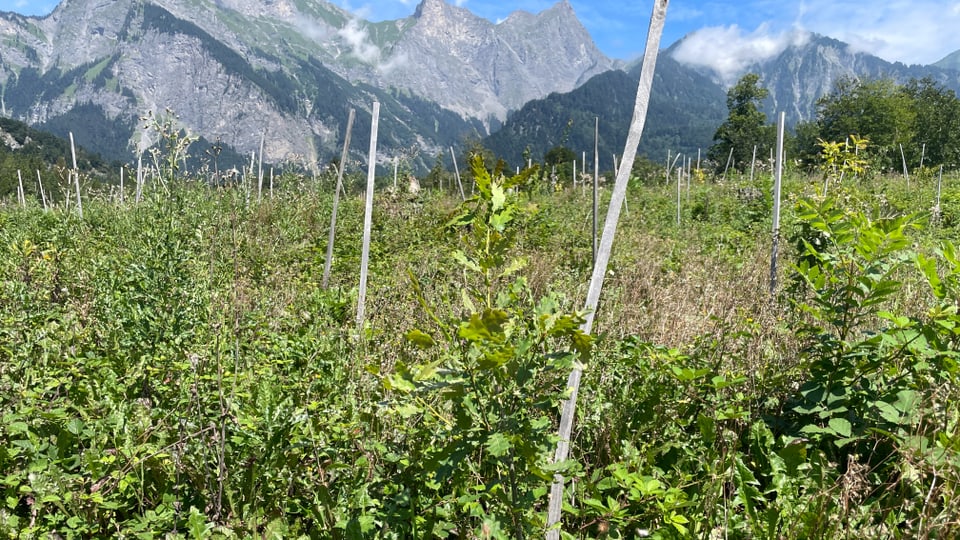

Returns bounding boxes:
[671,25,810,85]
[338,18,382,64]
[294,16,333,42]
[791,0,960,65]
[336,18,409,74]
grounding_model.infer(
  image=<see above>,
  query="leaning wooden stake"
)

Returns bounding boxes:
[322,107,356,290]
[722,146,734,181]
[356,101,381,327]
[546,1,668,536]
[17,170,25,207]
[37,170,48,211]
[69,132,82,218]
[450,146,465,200]
[900,143,910,188]
[769,111,785,297]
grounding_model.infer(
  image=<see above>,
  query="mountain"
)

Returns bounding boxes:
[669,33,960,126]
[934,49,960,72]
[483,55,726,171]
[378,0,616,125]
[484,32,960,173]
[0,0,612,170]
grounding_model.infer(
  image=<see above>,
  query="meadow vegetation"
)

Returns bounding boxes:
[2,137,960,540]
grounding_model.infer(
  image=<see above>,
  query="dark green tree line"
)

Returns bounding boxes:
[797,76,960,172]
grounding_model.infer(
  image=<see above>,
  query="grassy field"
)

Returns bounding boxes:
[2,162,959,538]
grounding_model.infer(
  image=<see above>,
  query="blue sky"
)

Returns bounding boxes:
[4,0,959,69]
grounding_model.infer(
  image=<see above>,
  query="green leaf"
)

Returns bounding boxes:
[484,432,512,457]
[491,183,506,212]
[452,250,482,273]
[461,289,478,314]
[734,456,765,534]
[828,417,853,438]
[499,256,528,279]
[405,329,436,350]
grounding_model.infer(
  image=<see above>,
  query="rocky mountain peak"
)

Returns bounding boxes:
[413,0,466,22]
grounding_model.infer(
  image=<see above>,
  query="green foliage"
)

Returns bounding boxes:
[382,155,592,536]
[812,77,919,170]
[708,73,777,173]
[2,163,960,539]
[817,135,869,192]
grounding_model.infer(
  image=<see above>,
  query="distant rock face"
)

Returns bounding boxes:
[0,0,616,165]
[375,0,616,124]
[670,33,960,125]
[933,49,960,72]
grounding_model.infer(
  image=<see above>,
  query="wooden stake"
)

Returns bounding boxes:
[722,146,734,181]
[136,155,144,203]
[17,170,24,207]
[322,108,355,290]
[900,143,910,188]
[592,117,599,266]
[770,112,785,297]
[257,132,265,203]
[69,132,82,218]
[451,146,465,201]
[676,167,681,226]
[547,1,669,535]
[37,170,47,211]
[356,101,381,328]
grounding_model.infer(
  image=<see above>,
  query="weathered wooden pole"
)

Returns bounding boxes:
[900,143,910,188]
[37,170,48,210]
[547,1,669,535]
[69,132,82,218]
[722,146,734,181]
[676,167,682,226]
[356,101,381,327]
[136,154,144,203]
[322,107,355,290]
[257,132,265,203]
[769,111,785,297]
[450,146,465,200]
[17,170,24,207]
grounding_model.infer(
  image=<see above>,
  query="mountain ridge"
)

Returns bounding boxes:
[0,0,612,169]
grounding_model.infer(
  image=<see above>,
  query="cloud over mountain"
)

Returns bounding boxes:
[671,25,811,86]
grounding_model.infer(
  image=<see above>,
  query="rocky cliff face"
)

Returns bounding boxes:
[374,0,616,124]
[0,0,614,167]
